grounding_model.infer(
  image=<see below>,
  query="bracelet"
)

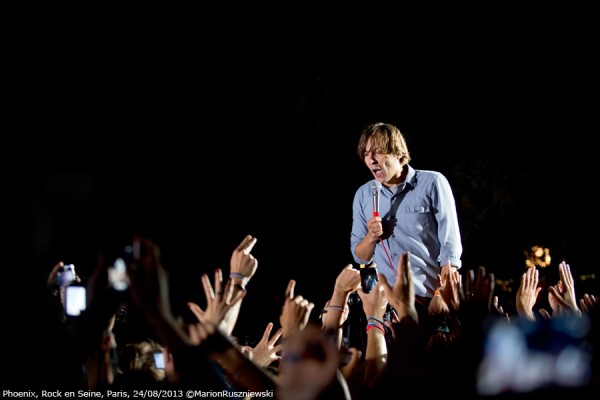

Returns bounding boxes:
[326,305,347,312]
[367,316,384,325]
[366,321,385,333]
[229,272,249,287]
[366,324,385,334]
[434,289,441,297]
[319,304,349,319]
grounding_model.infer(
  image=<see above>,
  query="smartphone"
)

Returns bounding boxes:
[109,257,129,291]
[153,351,165,369]
[65,285,87,316]
[57,264,77,287]
[360,266,378,294]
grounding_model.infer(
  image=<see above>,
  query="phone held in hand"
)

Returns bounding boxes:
[65,284,86,316]
[109,257,129,291]
[153,351,165,369]
[360,264,378,294]
[108,241,136,292]
[56,264,77,287]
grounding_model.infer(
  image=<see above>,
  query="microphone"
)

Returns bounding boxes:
[371,181,382,217]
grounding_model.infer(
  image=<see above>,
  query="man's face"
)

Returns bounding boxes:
[364,138,403,185]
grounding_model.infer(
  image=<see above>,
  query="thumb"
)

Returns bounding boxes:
[378,273,390,289]
[187,302,205,322]
[240,346,253,359]
[378,274,393,299]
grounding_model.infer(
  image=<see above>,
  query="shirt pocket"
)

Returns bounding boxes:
[402,204,432,235]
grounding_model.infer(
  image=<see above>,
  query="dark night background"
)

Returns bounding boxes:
[3,7,597,385]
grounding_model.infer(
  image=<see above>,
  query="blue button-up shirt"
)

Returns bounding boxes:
[350,165,463,297]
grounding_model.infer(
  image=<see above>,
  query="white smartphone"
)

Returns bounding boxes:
[65,285,87,316]
[57,264,77,287]
[153,351,165,369]
[109,258,129,291]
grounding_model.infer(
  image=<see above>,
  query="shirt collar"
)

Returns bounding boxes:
[395,164,416,194]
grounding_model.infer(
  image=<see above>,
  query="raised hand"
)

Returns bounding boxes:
[379,252,417,322]
[187,268,246,327]
[321,264,360,338]
[126,236,170,317]
[548,261,581,316]
[334,264,361,296]
[440,267,462,313]
[461,266,496,317]
[357,281,388,321]
[242,322,283,368]
[492,295,509,321]
[279,280,315,340]
[579,293,597,314]
[515,266,541,321]
[229,235,258,287]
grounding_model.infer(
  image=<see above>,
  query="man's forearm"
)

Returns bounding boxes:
[355,237,377,262]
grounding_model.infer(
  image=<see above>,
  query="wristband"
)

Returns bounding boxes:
[326,305,348,312]
[366,324,385,334]
[367,315,384,325]
[229,272,249,287]
[319,304,349,319]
